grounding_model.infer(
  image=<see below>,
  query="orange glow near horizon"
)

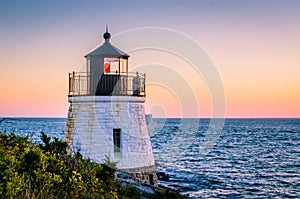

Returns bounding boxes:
[1,42,299,118]
[145,85,181,118]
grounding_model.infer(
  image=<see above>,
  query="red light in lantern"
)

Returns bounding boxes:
[104,63,110,73]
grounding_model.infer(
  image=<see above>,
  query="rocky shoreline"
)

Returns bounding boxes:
[116,171,188,199]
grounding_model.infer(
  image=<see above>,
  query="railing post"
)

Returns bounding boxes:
[144,73,146,96]
[69,73,71,95]
[78,74,80,96]
[72,73,74,95]
[69,72,75,96]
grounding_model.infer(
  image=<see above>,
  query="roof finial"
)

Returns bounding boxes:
[103,24,111,41]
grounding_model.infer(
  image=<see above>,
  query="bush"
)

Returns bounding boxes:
[0,132,141,199]
[0,131,187,199]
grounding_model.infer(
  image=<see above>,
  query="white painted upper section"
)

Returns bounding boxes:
[66,99,155,170]
[69,96,145,103]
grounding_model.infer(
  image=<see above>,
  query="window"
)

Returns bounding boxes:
[104,58,119,74]
[113,128,121,153]
[119,58,128,73]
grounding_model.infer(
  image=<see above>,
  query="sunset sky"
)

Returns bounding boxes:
[0,0,299,118]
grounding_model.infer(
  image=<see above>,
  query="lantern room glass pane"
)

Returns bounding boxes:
[120,58,128,74]
[104,58,119,74]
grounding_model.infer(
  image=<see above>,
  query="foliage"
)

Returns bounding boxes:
[39,132,68,155]
[0,132,141,199]
[0,131,187,199]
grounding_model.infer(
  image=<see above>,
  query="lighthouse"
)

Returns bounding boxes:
[65,28,157,186]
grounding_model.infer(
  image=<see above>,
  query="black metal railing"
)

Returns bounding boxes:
[69,71,146,97]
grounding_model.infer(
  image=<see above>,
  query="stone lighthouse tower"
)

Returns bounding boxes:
[65,28,157,185]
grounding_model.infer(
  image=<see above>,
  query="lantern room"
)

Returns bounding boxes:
[68,28,145,97]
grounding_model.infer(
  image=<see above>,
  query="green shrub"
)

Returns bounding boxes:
[0,131,187,199]
[0,132,141,199]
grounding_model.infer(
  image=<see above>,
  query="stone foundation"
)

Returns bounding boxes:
[131,172,158,186]
[119,165,158,186]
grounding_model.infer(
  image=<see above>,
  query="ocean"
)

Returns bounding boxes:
[0,118,299,198]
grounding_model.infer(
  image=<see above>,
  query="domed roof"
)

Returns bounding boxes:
[85,28,129,58]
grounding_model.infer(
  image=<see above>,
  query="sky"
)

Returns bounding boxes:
[0,0,299,118]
